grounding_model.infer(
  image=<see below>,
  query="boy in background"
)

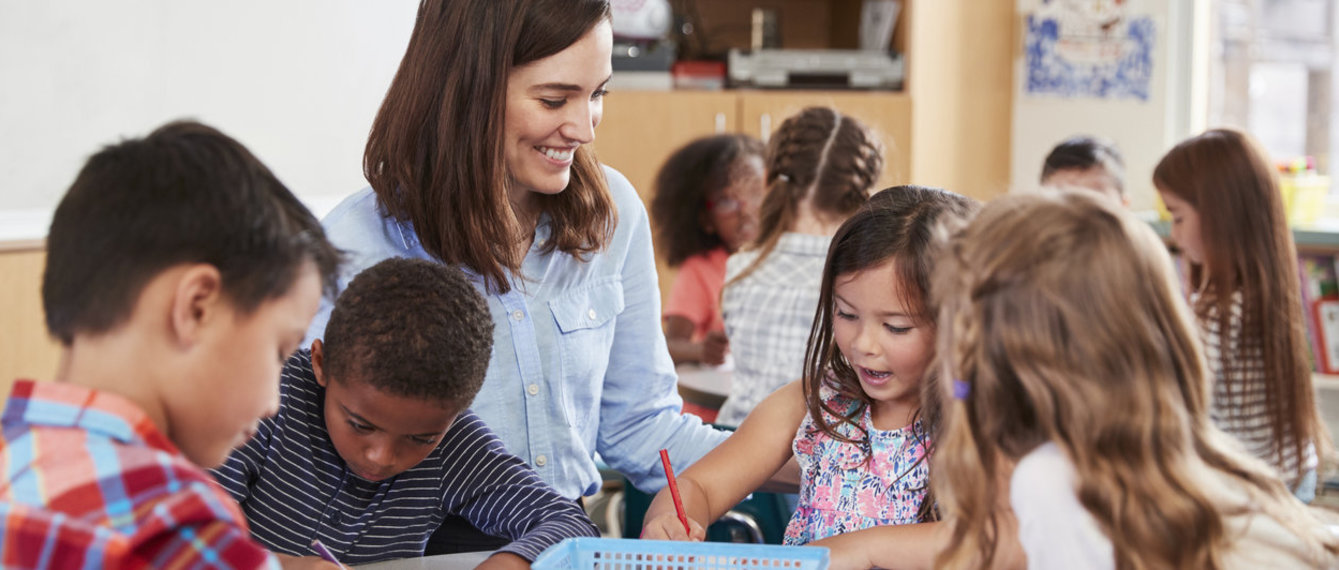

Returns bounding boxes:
[0,121,342,568]
[212,258,598,569]
[1040,135,1127,205]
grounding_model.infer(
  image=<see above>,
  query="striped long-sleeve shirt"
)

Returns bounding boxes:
[0,379,278,569]
[210,351,597,564]
[1197,291,1317,486]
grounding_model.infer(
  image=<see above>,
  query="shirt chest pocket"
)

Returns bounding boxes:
[548,279,625,425]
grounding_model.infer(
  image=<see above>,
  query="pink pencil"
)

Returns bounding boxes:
[310,539,349,570]
[659,449,692,536]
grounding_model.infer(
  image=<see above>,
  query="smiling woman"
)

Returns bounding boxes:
[302,0,729,558]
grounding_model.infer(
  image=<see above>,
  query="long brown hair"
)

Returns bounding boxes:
[801,185,977,523]
[933,191,1337,569]
[1153,127,1327,481]
[364,0,615,293]
[728,107,882,286]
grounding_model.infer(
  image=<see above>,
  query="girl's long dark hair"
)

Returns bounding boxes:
[801,184,978,523]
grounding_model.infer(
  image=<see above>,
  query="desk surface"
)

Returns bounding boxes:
[676,364,731,410]
[354,551,492,570]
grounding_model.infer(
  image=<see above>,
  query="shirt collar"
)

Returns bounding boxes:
[3,379,179,455]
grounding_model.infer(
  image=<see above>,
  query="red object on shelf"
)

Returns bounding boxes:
[1316,298,1339,374]
[672,61,726,90]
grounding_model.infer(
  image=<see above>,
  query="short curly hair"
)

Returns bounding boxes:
[321,258,493,407]
[651,134,765,266]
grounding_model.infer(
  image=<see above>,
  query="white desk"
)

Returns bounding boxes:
[354,551,492,570]
[675,364,731,410]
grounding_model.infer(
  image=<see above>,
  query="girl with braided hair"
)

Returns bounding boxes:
[932,190,1338,569]
[643,186,979,569]
[716,106,885,426]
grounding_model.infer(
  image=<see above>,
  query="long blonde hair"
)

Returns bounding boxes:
[932,191,1337,569]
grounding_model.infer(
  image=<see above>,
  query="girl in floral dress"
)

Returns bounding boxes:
[642,185,977,567]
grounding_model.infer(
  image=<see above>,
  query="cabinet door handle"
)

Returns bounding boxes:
[759,113,772,143]
[715,112,727,134]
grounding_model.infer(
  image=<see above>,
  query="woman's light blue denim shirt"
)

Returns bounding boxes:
[305,166,727,498]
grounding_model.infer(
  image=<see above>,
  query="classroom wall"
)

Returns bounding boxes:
[0,1,420,214]
[1009,0,1207,210]
[907,0,1016,198]
[0,248,59,390]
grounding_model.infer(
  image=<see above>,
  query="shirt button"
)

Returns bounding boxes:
[587,308,597,320]
[535,455,547,467]
[527,384,539,396]
[511,310,524,321]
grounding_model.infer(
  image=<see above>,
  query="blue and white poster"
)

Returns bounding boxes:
[1025,0,1155,101]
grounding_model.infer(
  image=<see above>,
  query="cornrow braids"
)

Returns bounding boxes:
[729,107,882,287]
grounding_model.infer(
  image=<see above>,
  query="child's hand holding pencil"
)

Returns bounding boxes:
[639,450,708,541]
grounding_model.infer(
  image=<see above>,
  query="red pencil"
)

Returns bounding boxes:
[659,448,692,536]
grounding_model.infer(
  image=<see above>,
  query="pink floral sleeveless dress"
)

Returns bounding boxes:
[783,385,931,545]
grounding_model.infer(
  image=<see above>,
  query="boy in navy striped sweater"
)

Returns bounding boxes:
[212,258,598,568]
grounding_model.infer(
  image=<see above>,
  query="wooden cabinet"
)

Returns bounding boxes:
[592,89,914,305]
[593,91,738,205]
[736,91,912,188]
[0,247,60,393]
[590,0,1016,307]
[594,90,913,204]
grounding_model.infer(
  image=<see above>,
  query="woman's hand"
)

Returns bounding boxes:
[640,511,707,541]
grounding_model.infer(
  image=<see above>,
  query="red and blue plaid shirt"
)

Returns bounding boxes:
[0,380,278,569]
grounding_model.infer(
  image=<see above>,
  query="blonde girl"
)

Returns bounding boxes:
[645,186,976,569]
[933,190,1338,569]
[717,106,883,426]
[1155,128,1329,501]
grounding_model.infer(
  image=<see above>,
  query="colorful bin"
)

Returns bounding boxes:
[1281,174,1330,226]
[533,538,830,570]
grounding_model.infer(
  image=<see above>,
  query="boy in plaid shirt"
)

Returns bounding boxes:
[0,121,342,569]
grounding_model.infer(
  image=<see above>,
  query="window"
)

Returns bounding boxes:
[1209,0,1336,176]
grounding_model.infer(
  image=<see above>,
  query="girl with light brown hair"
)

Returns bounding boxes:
[1155,128,1329,502]
[933,190,1338,569]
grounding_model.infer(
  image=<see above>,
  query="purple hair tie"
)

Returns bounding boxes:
[952,379,970,400]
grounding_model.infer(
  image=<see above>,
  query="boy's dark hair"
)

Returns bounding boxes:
[43,120,342,345]
[321,258,493,406]
[651,134,765,267]
[1040,135,1126,194]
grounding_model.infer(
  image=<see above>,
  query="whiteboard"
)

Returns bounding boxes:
[0,1,420,230]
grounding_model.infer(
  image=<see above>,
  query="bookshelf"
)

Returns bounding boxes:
[1146,219,1339,253]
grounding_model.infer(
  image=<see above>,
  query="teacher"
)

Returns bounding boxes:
[305,0,728,553]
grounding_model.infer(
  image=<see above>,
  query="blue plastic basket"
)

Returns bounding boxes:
[533,538,829,570]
